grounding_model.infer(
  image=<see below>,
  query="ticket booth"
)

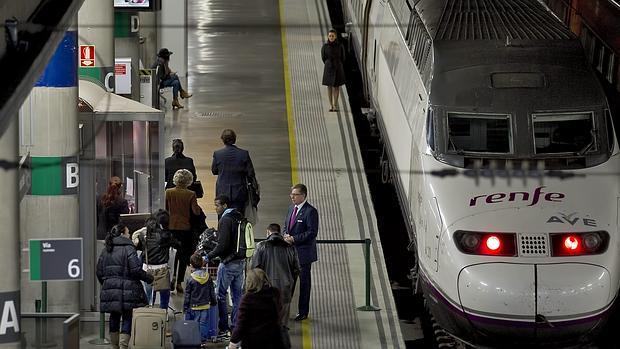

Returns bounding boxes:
[78,80,164,312]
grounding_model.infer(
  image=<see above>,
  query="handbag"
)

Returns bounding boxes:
[143,233,170,291]
[188,180,204,198]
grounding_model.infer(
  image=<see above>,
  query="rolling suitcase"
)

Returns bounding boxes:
[129,307,166,349]
[207,305,219,341]
[172,320,202,348]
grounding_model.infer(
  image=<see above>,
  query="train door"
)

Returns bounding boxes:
[366,0,385,99]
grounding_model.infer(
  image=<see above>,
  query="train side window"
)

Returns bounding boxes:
[607,53,616,85]
[426,109,434,151]
[606,110,615,152]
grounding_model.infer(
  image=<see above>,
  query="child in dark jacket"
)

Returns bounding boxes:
[184,253,217,343]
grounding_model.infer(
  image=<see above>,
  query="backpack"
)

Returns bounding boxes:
[234,217,255,259]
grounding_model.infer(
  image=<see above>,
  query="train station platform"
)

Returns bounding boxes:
[78,0,405,347]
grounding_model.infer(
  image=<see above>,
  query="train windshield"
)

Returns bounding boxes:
[532,112,595,155]
[447,113,512,154]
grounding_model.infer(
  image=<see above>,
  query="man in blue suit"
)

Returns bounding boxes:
[211,129,257,215]
[282,183,319,321]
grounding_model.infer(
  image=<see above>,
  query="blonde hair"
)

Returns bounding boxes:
[245,268,271,294]
[173,169,194,188]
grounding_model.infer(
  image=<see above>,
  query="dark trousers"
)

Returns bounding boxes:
[109,310,132,334]
[172,230,193,284]
[298,263,312,316]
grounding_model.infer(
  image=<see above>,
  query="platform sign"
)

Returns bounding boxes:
[0,291,20,343]
[79,45,95,67]
[29,238,83,281]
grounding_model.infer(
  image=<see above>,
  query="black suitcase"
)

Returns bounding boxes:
[172,320,202,348]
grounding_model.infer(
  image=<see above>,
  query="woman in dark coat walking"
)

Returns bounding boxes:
[97,223,153,349]
[228,268,288,349]
[321,29,346,112]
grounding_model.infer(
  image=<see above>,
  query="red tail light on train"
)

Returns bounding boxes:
[550,231,609,256]
[454,231,517,257]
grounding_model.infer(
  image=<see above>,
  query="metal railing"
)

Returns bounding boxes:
[21,312,80,348]
[254,237,380,312]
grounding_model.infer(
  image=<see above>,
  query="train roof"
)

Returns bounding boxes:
[415,0,573,41]
[429,39,607,110]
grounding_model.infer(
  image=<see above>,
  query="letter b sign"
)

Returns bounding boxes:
[62,158,79,194]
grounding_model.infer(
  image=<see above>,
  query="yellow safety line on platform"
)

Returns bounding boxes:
[279,0,311,348]
[279,0,299,186]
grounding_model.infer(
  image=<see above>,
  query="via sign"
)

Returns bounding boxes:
[29,238,83,281]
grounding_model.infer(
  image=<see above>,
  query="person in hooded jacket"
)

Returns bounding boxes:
[184,253,217,344]
[321,29,346,112]
[228,268,287,349]
[250,223,300,327]
[97,223,154,349]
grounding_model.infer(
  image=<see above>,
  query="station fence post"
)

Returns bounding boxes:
[357,238,380,312]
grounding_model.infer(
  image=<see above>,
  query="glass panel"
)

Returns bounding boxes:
[532,112,595,154]
[448,113,511,153]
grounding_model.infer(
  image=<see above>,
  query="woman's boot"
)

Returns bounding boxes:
[119,333,130,349]
[180,89,193,99]
[109,332,120,349]
[172,97,184,109]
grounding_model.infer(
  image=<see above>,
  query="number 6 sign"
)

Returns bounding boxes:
[29,238,83,281]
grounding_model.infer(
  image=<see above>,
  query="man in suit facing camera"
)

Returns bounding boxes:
[282,183,318,321]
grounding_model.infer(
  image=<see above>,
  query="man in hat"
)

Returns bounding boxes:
[155,48,192,109]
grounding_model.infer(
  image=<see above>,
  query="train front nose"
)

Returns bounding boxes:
[458,263,611,345]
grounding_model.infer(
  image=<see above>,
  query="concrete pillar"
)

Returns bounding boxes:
[77,0,115,312]
[115,11,142,100]
[139,11,158,69]
[0,117,21,348]
[20,26,79,313]
[158,0,188,81]
[78,0,115,92]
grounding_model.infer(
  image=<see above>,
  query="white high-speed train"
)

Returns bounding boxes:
[341,0,620,347]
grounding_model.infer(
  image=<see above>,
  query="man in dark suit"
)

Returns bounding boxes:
[282,183,318,321]
[211,129,257,214]
[164,139,197,189]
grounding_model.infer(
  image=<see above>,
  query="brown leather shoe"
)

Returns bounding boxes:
[172,98,184,109]
[176,283,184,293]
[180,89,193,99]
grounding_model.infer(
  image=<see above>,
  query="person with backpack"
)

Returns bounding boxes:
[205,194,248,340]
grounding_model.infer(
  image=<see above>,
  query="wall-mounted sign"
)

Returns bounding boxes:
[79,45,95,67]
[114,0,150,8]
[114,58,132,95]
[29,238,83,281]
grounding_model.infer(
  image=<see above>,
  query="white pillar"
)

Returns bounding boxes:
[0,117,21,348]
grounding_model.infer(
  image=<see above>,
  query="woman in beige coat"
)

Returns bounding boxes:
[166,169,202,293]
